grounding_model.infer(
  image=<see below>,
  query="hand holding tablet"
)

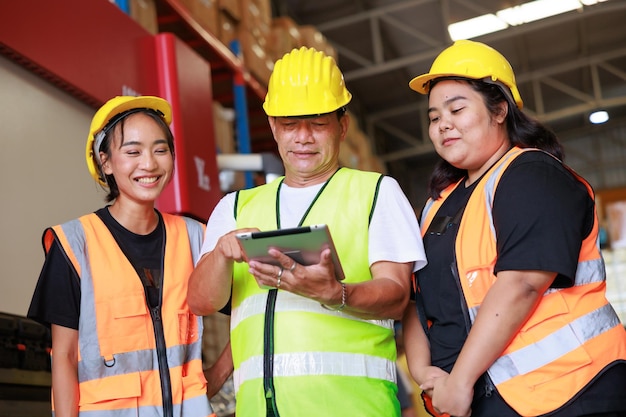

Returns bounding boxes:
[236,224,345,281]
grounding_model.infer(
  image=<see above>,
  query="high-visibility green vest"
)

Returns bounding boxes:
[232,168,400,417]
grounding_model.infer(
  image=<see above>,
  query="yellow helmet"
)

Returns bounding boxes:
[263,47,352,117]
[409,40,523,109]
[85,95,172,186]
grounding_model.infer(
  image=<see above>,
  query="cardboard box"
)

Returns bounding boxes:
[218,11,239,48]
[202,313,230,367]
[219,0,241,21]
[213,101,236,154]
[179,0,220,36]
[268,16,302,61]
[299,24,337,61]
[129,0,158,34]
[240,0,271,34]
[238,27,273,85]
[339,140,360,169]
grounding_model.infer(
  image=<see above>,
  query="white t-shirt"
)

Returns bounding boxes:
[201,176,427,272]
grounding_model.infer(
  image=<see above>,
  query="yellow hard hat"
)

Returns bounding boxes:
[263,47,352,117]
[86,95,172,186]
[409,40,523,109]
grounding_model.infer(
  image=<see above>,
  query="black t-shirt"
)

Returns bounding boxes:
[27,207,164,329]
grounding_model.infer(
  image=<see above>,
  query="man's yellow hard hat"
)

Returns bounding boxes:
[409,40,523,109]
[263,47,352,117]
[85,95,172,186]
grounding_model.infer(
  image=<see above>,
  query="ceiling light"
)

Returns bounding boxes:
[497,0,580,26]
[448,0,610,41]
[589,110,609,124]
[448,14,508,41]
[581,0,609,5]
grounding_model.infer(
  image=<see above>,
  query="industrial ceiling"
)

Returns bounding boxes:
[274,0,626,205]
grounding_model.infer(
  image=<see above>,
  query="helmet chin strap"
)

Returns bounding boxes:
[481,77,517,109]
[92,130,108,184]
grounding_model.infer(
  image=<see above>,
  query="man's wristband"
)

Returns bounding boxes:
[320,282,346,311]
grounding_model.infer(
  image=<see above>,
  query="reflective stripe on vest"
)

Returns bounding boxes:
[48,213,214,417]
[235,351,396,386]
[57,394,212,417]
[488,303,620,385]
[232,168,400,417]
[232,291,395,387]
[420,147,626,416]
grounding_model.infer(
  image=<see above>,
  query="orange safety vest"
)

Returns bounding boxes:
[420,147,626,416]
[44,212,215,417]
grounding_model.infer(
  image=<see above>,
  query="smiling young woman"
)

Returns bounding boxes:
[27,96,218,417]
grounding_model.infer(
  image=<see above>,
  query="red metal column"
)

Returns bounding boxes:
[154,33,221,220]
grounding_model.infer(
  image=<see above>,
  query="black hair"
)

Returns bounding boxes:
[97,109,175,202]
[427,78,563,199]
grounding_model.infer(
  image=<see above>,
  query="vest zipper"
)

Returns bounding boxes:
[263,289,280,416]
[258,169,340,416]
[450,260,472,334]
[150,304,174,417]
[451,258,496,400]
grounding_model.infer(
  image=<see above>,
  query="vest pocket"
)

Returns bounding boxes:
[98,294,150,357]
[461,263,497,306]
[178,309,200,344]
[78,370,141,406]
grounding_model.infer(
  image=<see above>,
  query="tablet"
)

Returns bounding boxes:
[236,224,345,281]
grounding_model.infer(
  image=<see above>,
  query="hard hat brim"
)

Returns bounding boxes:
[409,73,523,109]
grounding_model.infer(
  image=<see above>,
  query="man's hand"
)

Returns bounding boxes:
[247,247,343,305]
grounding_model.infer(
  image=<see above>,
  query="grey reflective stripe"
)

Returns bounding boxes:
[574,257,605,285]
[544,257,605,292]
[421,199,435,226]
[488,303,621,385]
[483,149,522,237]
[77,338,202,382]
[230,292,394,331]
[182,217,204,265]
[58,219,102,364]
[58,217,204,384]
[55,392,212,417]
[233,351,396,392]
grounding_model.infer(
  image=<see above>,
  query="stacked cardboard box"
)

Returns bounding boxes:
[298,24,337,62]
[267,18,339,65]
[238,0,274,84]
[170,1,338,88]
[267,16,302,62]
[216,3,239,48]
[219,0,241,20]
[129,0,158,34]
[109,0,159,35]
[213,101,236,154]
[178,0,220,37]
[340,111,386,174]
